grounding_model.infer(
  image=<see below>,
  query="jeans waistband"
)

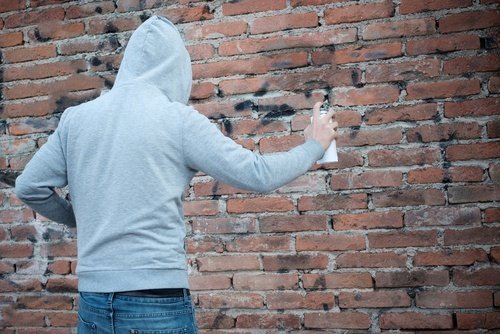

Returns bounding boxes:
[115,288,190,297]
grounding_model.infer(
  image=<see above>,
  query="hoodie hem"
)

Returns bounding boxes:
[77,268,189,292]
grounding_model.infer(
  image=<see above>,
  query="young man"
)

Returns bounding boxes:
[15,15,337,334]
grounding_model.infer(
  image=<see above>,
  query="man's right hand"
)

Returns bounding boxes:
[304,101,338,151]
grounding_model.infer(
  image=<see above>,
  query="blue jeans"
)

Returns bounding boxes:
[78,291,199,334]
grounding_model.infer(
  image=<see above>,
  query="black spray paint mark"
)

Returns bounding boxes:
[254,82,270,97]
[95,6,103,13]
[34,28,51,42]
[140,13,151,22]
[104,22,118,33]
[91,57,102,66]
[260,104,295,125]
[0,171,21,187]
[234,100,255,111]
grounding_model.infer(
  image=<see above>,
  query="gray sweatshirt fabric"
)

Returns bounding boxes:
[15,15,326,293]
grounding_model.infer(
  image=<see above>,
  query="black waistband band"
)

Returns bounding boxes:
[115,288,190,297]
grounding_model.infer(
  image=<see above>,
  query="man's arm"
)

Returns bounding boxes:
[182,103,330,193]
[14,111,76,228]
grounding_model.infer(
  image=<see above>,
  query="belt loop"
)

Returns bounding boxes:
[107,292,114,304]
[183,288,188,299]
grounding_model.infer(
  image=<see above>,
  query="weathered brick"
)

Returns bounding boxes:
[457,312,500,330]
[296,234,365,251]
[47,260,71,275]
[439,10,500,33]
[0,32,24,48]
[227,197,294,213]
[304,312,371,329]
[45,278,78,292]
[407,122,481,142]
[185,21,247,40]
[0,0,24,13]
[415,249,488,266]
[333,211,403,230]
[366,58,440,83]
[339,290,410,308]
[444,227,500,245]
[0,244,33,258]
[372,189,445,207]
[368,230,437,248]
[488,120,500,138]
[233,273,298,290]
[405,207,481,226]
[158,5,214,24]
[66,1,115,19]
[262,254,329,271]
[380,312,453,329]
[5,8,65,28]
[303,272,373,289]
[406,79,481,100]
[189,274,232,291]
[3,44,56,63]
[331,170,402,190]
[444,97,500,118]
[222,0,286,16]
[250,12,318,34]
[400,0,472,14]
[298,193,368,211]
[453,267,500,286]
[325,0,393,25]
[17,295,73,310]
[337,127,402,147]
[444,53,500,75]
[225,235,291,252]
[190,82,215,100]
[417,290,492,308]
[364,103,437,125]
[363,18,435,40]
[191,217,256,234]
[375,270,449,287]
[4,59,87,82]
[330,85,400,106]
[266,291,335,310]
[336,252,406,268]
[406,33,480,55]
[186,43,216,61]
[368,148,441,167]
[448,185,500,203]
[198,292,263,309]
[29,22,85,41]
[186,237,224,253]
[236,313,300,329]
[0,208,34,224]
[197,255,260,272]
[446,142,500,161]
[196,311,234,329]
[259,215,328,233]
[312,42,402,65]
[489,76,500,93]
[485,208,500,223]
[183,200,219,216]
[10,225,37,242]
[407,166,483,184]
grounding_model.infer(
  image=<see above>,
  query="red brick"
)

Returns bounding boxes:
[407,122,481,143]
[365,103,437,125]
[233,273,299,290]
[489,76,500,93]
[400,0,472,14]
[192,52,308,79]
[488,120,500,138]
[407,167,443,184]
[1,310,46,327]
[336,252,406,268]
[312,42,402,65]
[457,312,500,330]
[298,193,368,211]
[373,189,445,207]
[258,134,302,153]
[219,68,359,96]
[183,200,219,216]
[0,0,24,13]
[380,312,453,329]
[191,217,256,234]
[406,79,481,100]
[0,262,14,274]
[333,211,403,230]
[250,12,318,34]
[4,59,87,81]
[8,117,59,135]
[186,43,215,61]
[408,166,483,184]
[17,295,73,310]
[259,215,328,233]
[42,241,77,257]
[10,225,37,242]
[453,267,500,286]
[219,28,356,56]
[415,248,488,266]
[267,291,335,310]
[444,53,500,75]
[376,270,449,287]
[45,278,78,292]
[449,185,500,204]
[3,44,56,63]
[0,32,24,47]
[330,85,400,106]
[447,142,500,161]
[0,244,33,258]
[485,208,500,223]
[366,58,440,83]
[5,8,64,28]
[29,21,85,41]
[197,255,260,272]
[222,0,286,16]
[87,16,141,35]
[198,292,263,309]
[227,197,294,213]
[222,118,288,137]
[363,18,435,40]
[368,148,441,167]
[9,154,35,171]
[0,137,35,155]
[339,290,410,308]
[369,230,437,248]
[225,235,290,252]
[0,278,42,292]
[331,170,402,190]
[47,260,71,275]
[445,97,500,118]
[158,5,214,24]
[417,291,492,308]
[196,311,234,329]
[296,234,365,251]
[236,313,300,329]
[185,21,247,40]
[292,110,361,132]
[337,127,402,147]
[189,274,232,291]
[291,0,345,6]
[186,237,224,253]
[3,74,103,100]
[325,0,394,25]
[405,207,481,226]
[0,208,34,223]
[304,312,371,329]
[439,10,500,33]
[193,100,253,119]
[190,82,215,100]
[66,1,115,18]
[303,272,373,289]
[407,33,480,55]
[263,254,329,271]
[444,227,500,245]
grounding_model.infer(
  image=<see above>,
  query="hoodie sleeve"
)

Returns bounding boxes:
[14,110,76,228]
[182,107,325,193]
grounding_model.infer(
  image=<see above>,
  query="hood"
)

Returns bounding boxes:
[114,15,192,105]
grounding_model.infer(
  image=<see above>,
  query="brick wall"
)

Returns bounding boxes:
[0,0,499,332]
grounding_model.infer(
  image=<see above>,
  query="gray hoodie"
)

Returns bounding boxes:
[15,15,326,292]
